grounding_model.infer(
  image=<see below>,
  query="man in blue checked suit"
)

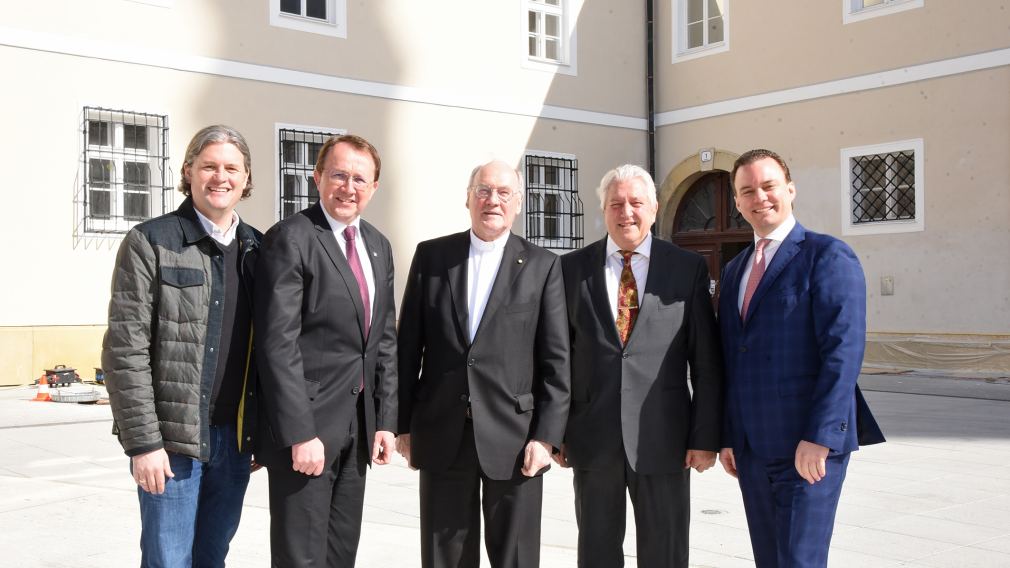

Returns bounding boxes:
[718,149,884,568]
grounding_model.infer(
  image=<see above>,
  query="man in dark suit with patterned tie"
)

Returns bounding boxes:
[397,160,571,568]
[718,149,884,567]
[555,164,723,567]
[255,134,398,567]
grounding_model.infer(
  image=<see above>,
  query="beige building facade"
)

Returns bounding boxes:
[0,0,646,386]
[654,0,1010,374]
[0,0,1007,386]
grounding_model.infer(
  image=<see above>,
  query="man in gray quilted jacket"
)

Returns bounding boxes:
[102,124,262,568]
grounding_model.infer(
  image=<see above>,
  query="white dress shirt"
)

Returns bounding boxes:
[320,208,375,321]
[604,233,652,324]
[737,214,796,312]
[194,208,239,246]
[467,230,510,342]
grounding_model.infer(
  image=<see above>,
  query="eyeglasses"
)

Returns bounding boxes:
[471,184,516,203]
[327,170,372,190]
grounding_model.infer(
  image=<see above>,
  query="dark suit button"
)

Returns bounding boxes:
[459,394,469,402]
[467,358,475,367]
[351,386,360,395]
[739,346,748,353]
[840,422,848,432]
[622,352,629,359]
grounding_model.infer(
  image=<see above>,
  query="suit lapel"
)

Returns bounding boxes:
[625,240,665,346]
[586,239,621,346]
[445,231,472,345]
[723,244,751,322]
[745,223,806,324]
[309,205,367,343]
[359,220,384,348]
[472,233,527,344]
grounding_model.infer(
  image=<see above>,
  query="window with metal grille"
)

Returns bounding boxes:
[278,128,335,220]
[840,139,924,236]
[850,150,915,223]
[524,154,583,250]
[78,107,170,235]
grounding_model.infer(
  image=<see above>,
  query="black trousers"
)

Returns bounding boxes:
[573,458,691,568]
[266,398,369,568]
[419,420,544,568]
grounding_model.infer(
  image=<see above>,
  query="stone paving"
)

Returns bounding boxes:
[1,373,1008,567]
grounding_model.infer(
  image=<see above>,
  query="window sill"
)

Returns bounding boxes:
[522,56,577,76]
[270,7,346,39]
[843,0,924,24]
[672,42,728,64]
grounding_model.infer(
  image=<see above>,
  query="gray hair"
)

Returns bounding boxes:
[596,164,657,209]
[467,160,525,193]
[177,124,254,198]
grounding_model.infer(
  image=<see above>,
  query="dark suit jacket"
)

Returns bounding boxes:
[718,222,884,459]
[397,231,571,481]
[254,204,398,469]
[561,237,723,474]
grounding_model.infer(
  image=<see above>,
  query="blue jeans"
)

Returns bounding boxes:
[134,425,251,568]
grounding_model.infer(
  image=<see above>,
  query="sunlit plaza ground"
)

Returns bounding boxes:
[2,372,1009,567]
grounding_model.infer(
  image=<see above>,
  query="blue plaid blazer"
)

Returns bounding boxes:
[718,222,883,458]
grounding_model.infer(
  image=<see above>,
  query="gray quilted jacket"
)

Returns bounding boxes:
[101,198,261,461]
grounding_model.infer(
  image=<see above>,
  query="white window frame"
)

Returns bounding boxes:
[672,0,729,64]
[524,150,578,250]
[840,138,924,236]
[521,0,580,76]
[274,123,345,222]
[269,0,347,39]
[81,108,169,235]
[843,0,923,24]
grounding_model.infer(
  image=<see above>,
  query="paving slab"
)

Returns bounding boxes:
[1,372,1008,567]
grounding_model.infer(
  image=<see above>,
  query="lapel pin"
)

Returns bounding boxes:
[517,258,524,264]
[372,251,378,257]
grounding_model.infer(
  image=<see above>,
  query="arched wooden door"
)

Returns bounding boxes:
[670,172,752,306]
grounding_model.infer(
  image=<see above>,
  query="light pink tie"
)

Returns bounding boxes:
[741,239,771,321]
[343,226,370,339]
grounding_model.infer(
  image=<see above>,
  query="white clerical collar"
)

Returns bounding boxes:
[194,207,239,244]
[606,232,652,259]
[320,206,361,236]
[469,230,510,253]
[756,214,796,244]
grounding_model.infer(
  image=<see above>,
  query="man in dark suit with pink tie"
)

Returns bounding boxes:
[718,149,885,568]
[255,134,399,567]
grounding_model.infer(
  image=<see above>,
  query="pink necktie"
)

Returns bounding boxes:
[343,226,370,339]
[741,239,771,321]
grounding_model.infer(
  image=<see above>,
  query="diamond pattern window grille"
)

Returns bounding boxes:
[850,150,915,224]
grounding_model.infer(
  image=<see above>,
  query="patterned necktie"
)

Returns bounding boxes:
[343,226,371,339]
[741,238,771,321]
[616,250,639,345]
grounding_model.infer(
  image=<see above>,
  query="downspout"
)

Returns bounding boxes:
[646,0,657,233]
